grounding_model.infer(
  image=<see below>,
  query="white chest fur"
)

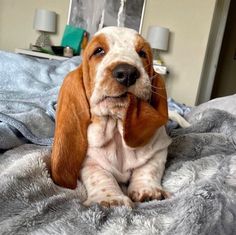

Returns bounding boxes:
[85,117,171,183]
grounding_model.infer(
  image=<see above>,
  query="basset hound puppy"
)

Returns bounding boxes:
[51,26,172,207]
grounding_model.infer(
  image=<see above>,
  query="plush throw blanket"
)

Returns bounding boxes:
[0,51,235,234]
[1,108,236,234]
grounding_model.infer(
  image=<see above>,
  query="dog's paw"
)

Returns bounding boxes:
[84,195,134,208]
[128,186,170,202]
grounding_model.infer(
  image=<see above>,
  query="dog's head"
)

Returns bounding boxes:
[85,27,153,117]
[51,27,168,189]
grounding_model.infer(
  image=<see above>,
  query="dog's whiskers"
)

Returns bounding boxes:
[150,89,168,100]
[149,84,166,90]
[149,73,159,80]
[143,78,168,90]
[143,62,153,70]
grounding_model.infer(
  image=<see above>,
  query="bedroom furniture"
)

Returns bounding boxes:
[146,26,170,63]
[33,9,57,47]
[15,48,68,61]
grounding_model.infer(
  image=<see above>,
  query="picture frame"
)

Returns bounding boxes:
[67,0,147,36]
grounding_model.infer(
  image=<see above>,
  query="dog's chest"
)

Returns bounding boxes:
[86,117,170,183]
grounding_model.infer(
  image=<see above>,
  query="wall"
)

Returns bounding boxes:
[141,0,216,105]
[0,0,69,51]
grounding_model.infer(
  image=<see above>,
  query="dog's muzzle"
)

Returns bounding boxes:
[112,63,140,87]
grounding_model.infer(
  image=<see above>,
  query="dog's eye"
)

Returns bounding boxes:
[138,50,147,58]
[93,47,105,56]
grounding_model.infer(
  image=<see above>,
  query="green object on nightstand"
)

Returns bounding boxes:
[61,25,85,55]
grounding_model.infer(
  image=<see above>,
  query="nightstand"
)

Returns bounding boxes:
[15,48,69,61]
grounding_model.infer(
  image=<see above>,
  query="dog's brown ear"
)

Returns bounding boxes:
[51,65,91,189]
[123,73,168,148]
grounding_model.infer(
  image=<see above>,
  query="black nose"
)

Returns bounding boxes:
[112,63,140,87]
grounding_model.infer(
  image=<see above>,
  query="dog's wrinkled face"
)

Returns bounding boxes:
[83,27,153,118]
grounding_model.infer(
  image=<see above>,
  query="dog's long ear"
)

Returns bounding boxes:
[123,72,168,148]
[51,65,91,189]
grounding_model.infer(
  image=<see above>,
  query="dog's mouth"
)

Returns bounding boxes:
[97,92,129,107]
[104,92,128,100]
[98,92,128,103]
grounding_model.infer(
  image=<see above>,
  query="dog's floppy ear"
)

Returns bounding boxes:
[123,72,168,148]
[51,65,91,189]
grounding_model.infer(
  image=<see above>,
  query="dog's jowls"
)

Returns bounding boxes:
[51,26,172,207]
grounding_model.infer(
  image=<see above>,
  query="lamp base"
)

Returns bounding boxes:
[35,31,51,48]
[152,49,163,65]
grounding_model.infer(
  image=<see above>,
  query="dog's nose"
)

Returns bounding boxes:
[112,63,140,87]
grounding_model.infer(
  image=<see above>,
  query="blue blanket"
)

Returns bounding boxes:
[0,51,81,149]
[0,51,189,150]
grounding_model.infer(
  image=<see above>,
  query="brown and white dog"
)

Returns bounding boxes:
[51,26,173,207]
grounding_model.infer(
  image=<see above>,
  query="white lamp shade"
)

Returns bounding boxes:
[33,9,56,32]
[147,26,170,51]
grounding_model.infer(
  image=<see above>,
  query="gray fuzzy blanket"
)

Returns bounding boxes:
[1,108,236,235]
[0,51,236,234]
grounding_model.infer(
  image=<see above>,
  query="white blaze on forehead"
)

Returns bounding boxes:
[95,27,142,67]
[95,27,138,60]
[95,26,138,46]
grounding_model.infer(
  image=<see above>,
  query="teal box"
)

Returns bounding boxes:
[61,25,85,55]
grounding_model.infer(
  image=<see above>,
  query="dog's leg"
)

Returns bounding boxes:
[128,148,170,202]
[81,164,133,207]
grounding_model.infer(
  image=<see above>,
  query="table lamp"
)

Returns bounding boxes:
[146,26,170,64]
[33,9,57,48]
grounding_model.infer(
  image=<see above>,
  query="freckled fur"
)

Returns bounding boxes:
[51,26,171,207]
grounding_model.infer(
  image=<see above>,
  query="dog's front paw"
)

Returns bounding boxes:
[128,186,170,202]
[84,195,134,208]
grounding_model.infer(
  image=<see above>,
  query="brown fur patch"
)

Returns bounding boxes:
[51,66,91,189]
[135,35,153,77]
[100,201,110,207]
[123,88,168,147]
[110,200,119,206]
[82,33,110,98]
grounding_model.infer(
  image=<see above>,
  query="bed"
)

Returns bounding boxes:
[0,50,235,234]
